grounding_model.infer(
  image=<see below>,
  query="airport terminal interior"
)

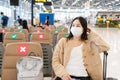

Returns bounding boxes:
[0,0,120,80]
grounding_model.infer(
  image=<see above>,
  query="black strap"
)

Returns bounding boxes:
[55,76,90,80]
[70,75,90,80]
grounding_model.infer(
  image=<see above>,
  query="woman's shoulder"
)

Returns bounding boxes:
[57,38,68,45]
[59,37,67,43]
[55,38,68,47]
[87,30,100,40]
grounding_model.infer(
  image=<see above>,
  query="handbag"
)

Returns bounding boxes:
[16,52,43,80]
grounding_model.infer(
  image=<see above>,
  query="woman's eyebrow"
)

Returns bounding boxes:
[72,24,81,26]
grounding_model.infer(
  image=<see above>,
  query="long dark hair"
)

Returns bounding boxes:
[46,16,50,26]
[22,20,29,31]
[67,16,88,41]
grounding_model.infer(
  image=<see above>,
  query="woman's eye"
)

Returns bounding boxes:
[77,25,82,27]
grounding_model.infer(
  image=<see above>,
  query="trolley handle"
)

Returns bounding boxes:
[103,51,108,80]
[104,51,108,56]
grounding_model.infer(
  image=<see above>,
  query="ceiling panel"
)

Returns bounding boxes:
[20,0,120,11]
[52,0,120,10]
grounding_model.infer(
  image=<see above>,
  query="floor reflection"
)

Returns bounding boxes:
[92,28,120,79]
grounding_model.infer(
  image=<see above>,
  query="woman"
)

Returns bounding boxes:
[22,20,29,32]
[52,16,110,80]
[44,16,50,26]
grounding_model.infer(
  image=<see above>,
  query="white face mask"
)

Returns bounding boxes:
[71,27,83,37]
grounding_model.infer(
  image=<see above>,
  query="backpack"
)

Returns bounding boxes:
[16,52,43,80]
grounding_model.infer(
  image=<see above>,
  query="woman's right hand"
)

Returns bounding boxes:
[62,74,72,80]
[87,28,91,34]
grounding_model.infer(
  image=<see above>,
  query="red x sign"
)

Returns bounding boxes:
[38,34,44,39]
[48,27,51,31]
[18,44,28,55]
[37,30,40,33]
[2,29,6,33]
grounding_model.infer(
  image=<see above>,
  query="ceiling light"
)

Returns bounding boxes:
[116,3,120,5]
[93,2,100,5]
[51,6,54,10]
[109,6,112,7]
[47,0,51,1]
[72,0,79,5]
[106,3,111,5]
[62,0,66,5]
[111,1,115,3]
[42,6,46,11]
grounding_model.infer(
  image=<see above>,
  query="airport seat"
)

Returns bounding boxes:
[62,27,68,33]
[1,42,43,80]
[0,28,11,33]
[44,27,51,33]
[0,43,5,76]
[0,32,3,42]
[50,26,55,30]
[3,27,15,32]
[3,32,26,46]
[30,27,46,33]
[0,28,12,42]
[44,26,55,33]
[49,27,61,49]
[49,27,67,49]
[30,32,53,46]
[52,33,57,49]
[57,32,69,42]
[44,27,58,49]
[56,27,63,33]
[15,29,29,41]
[28,26,34,34]
[29,27,47,41]
[30,32,53,77]
[57,26,68,33]
[9,27,15,32]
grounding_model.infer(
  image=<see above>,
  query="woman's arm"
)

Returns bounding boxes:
[88,29,110,53]
[52,38,69,78]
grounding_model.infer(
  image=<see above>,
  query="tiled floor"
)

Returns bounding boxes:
[0,28,120,80]
[92,28,120,79]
